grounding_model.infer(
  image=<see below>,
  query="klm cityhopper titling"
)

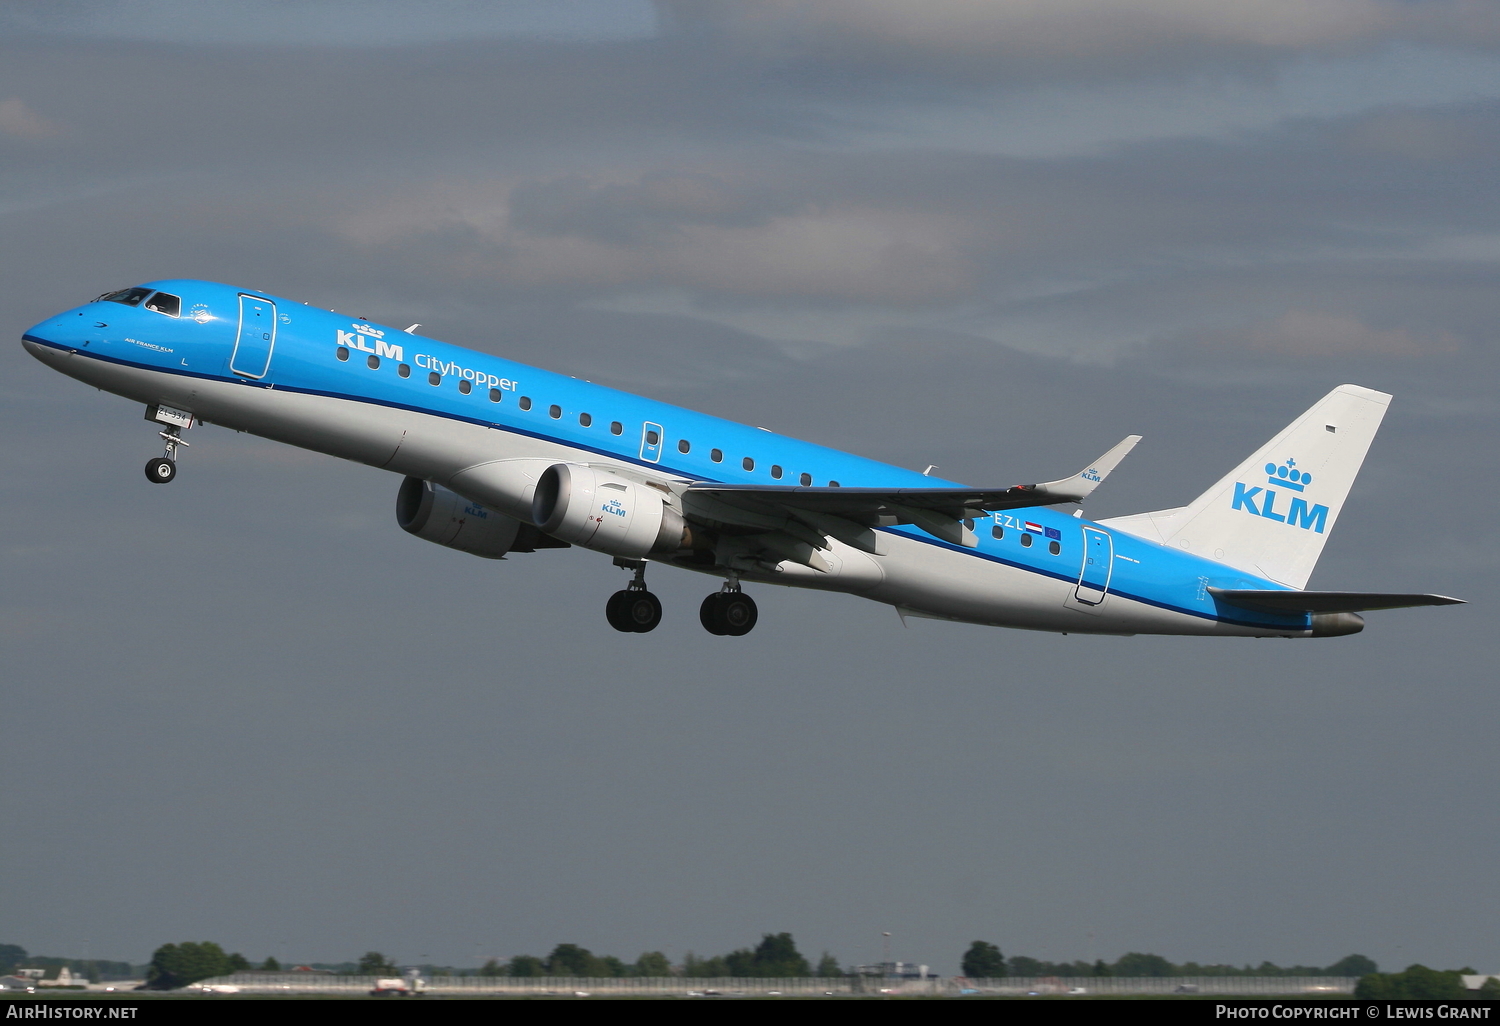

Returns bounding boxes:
[22,280,1462,638]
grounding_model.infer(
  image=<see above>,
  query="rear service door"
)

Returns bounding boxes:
[231,294,276,378]
[1074,527,1113,605]
[640,421,663,463]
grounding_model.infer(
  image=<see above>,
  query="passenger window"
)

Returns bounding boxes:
[610,421,622,435]
[98,287,151,307]
[398,364,411,378]
[771,465,783,480]
[336,347,350,361]
[459,379,472,395]
[992,525,1004,540]
[711,449,723,463]
[580,413,592,427]
[144,292,181,317]
[646,429,660,445]
[489,387,503,402]
[1049,540,1061,555]
[367,355,379,369]
[428,371,441,386]
[1021,533,1033,547]
[963,518,974,530]
[549,405,561,419]
[742,457,755,471]
[678,439,690,454]
[519,396,532,411]
[799,472,811,486]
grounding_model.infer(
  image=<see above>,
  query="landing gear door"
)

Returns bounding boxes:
[639,421,663,463]
[1073,527,1113,607]
[231,294,277,379]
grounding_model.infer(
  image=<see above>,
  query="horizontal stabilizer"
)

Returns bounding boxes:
[1208,589,1465,614]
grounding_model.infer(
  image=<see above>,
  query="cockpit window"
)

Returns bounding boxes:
[96,287,152,307]
[144,292,181,317]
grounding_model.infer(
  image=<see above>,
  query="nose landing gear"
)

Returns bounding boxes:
[143,404,193,485]
[144,428,189,484]
[700,579,758,636]
[606,559,663,633]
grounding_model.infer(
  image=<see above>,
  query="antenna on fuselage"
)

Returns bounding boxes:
[404,324,421,334]
[922,465,938,476]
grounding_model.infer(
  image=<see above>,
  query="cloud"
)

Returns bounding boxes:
[508,173,782,246]
[663,0,1500,81]
[335,175,978,304]
[0,98,62,139]
[507,205,975,302]
[0,0,658,46]
[757,0,1392,51]
[1191,310,1464,358]
[6,30,1499,362]
[1339,108,1488,161]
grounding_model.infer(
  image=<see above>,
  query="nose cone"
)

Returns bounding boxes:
[22,305,103,376]
[23,306,91,350]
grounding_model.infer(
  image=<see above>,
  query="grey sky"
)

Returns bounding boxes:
[2,2,1496,974]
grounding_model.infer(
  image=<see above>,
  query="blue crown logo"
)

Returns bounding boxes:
[1265,458,1311,492]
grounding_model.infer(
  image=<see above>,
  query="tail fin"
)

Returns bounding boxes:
[1099,384,1391,589]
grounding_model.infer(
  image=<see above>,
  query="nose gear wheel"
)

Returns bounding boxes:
[144,457,176,483]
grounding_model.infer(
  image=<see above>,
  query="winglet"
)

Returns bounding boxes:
[1031,435,1142,503]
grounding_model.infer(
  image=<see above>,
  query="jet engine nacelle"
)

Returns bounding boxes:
[397,476,522,559]
[532,463,686,559]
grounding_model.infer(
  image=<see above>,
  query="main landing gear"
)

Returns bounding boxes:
[144,425,189,484]
[700,581,758,637]
[606,560,663,633]
[603,561,760,636]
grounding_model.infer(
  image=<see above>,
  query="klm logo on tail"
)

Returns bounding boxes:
[1231,459,1329,533]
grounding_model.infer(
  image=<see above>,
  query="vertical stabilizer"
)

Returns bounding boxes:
[1099,384,1390,589]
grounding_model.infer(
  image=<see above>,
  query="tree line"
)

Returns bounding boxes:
[1356,966,1499,1000]
[477,933,841,978]
[131,933,835,988]
[14,937,1493,992]
[959,942,1383,979]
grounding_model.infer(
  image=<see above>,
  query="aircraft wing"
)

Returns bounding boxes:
[682,435,1140,552]
[1208,589,1465,614]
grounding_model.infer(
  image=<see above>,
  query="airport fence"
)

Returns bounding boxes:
[196,973,1357,997]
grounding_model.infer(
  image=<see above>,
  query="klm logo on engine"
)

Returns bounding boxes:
[337,322,403,361]
[602,498,627,518]
[1231,458,1328,533]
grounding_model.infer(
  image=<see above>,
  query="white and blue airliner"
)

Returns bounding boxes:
[23,280,1461,637]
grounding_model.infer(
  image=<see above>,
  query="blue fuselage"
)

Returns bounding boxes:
[23,279,1307,637]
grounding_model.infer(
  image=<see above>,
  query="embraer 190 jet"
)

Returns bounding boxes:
[23,280,1461,637]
